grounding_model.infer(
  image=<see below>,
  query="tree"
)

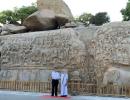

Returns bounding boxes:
[0,10,15,24]
[121,0,130,21]
[75,13,93,26]
[75,12,110,26]
[14,3,38,24]
[90,12,110,26]
[0,3,37,24]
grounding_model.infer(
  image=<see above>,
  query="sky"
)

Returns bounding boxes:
[0,0,128,22]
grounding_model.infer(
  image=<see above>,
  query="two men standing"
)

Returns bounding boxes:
[51,69,68,97]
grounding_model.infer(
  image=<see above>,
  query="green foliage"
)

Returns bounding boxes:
[14,4,38,23]
[121,0,130,21]
[75,12,110,26]
[0,10,15,24]
[90,12,110,26]
[75,13,93,26]
[0,3,38,24]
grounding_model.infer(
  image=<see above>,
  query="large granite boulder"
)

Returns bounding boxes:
[23,10,57,31]
[37,0,73,20]
[23,0,74,31]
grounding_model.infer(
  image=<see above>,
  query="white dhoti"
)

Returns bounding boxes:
[61,73,68,96]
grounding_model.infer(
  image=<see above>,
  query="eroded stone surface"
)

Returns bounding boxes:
[37,0,73,20]
[1,21,130,86]
[1,24,27,35]
[0,28,85,67]
[0,28,88,81]
[103,67,130,86]
[90,21,130,84]
[23,10,57,31]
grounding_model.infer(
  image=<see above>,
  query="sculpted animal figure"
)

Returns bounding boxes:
[103,67,130,86]
[102,67,130,95]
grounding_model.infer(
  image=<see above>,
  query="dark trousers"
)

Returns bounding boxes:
[51,79,59,96]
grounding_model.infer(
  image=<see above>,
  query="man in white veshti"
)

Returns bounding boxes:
[60,69,68,97]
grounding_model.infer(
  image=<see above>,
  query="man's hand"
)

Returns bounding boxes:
[65,83,68,86]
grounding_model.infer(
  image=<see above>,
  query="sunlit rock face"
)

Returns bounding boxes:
[23,10,57,31]
[37,0,73,20]
[103,67,130,86]
[91,21,130,84]
[2,21,130,86]
[22,0,74,32]
[0,28,88,81]
[0,28,86,67]
[1,24,27,35]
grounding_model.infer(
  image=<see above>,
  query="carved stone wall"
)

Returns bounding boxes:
[0,28,91,82]
[0,25,111,83]
[1,21,128,85]
[74,26,99,83]
[1,28,86,68]
[90,22,130,84]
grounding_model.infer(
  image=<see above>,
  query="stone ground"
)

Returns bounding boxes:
[0,91,130,100]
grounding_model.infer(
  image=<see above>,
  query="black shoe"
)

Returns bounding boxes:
[61,95,67,97]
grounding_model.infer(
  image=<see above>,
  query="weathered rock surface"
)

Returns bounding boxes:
[37,0,73,20]
[1,24,27,35]
[74,26,99,83]
[1,21,130,86]
[23,10,57,31]
[23,0,74,31]
[0,70,51,81]
[0,26,100,83]
[103,67,130,86]
[55,14,70,26]
[63,22,77,28]
[0,28,87,81]
[90,21,130,84]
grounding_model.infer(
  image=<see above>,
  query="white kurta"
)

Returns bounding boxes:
[60,73,68,96]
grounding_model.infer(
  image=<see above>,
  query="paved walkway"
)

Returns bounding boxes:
[0,91,130,100]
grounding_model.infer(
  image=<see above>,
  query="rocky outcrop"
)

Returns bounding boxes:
[1,21,130,86]
[23,10,74,31]
[74,26,100,83]
[90,21,130,84]
[1,28,86,67]
[23,0,74,31]
[37,0,73,20]
[55,14,71,26]
[63,22,77,28]
[0,26,100,83]
[0,28,87,81]
[1,24,27,35]
[23,10,57,31]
